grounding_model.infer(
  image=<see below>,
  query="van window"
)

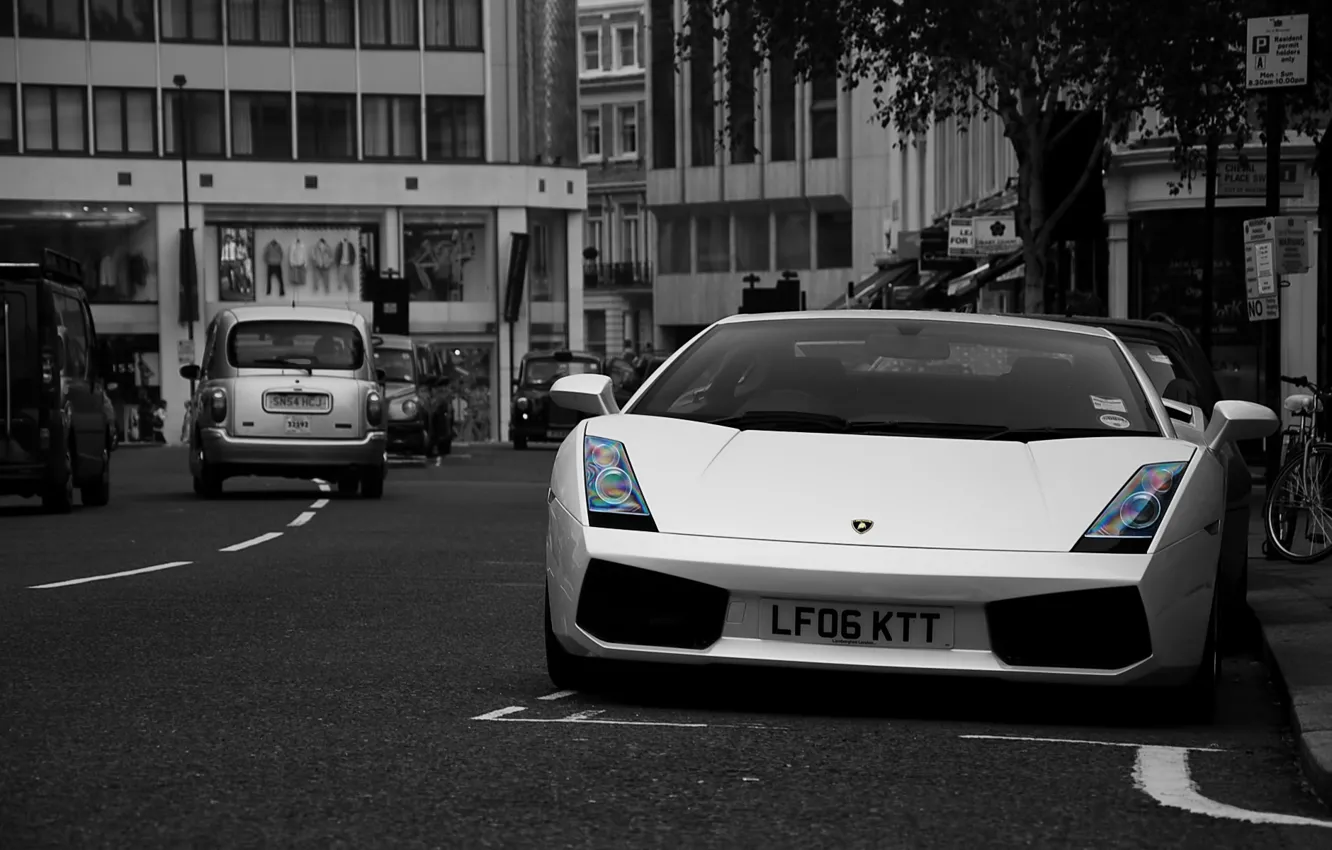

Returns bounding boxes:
[59,294,89,380]
[227,320,366,371]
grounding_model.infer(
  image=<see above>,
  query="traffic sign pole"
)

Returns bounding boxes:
[1262,87,1283,488]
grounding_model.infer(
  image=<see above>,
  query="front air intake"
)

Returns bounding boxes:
[575,560,729,650]
[986,586,1153,670]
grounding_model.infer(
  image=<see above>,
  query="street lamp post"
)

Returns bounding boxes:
[173,74,197,398]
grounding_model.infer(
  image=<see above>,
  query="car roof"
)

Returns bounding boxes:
[225,304,364,324]
[714,309,1117,339]
[371,333,414,349]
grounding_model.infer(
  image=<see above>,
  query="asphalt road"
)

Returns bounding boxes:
[3,446,1331,848]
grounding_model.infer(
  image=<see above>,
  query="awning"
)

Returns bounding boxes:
[895,267,966,309]
[824,260,917,309]
[947,250,1025,300]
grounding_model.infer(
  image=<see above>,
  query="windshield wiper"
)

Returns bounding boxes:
[706,410,852,432]
[981,426,1160,442]
[251,357,314,375]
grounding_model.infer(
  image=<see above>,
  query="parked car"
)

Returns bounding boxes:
[179,305,387,498]
[371,334,453,457]
[509,349,603,449]
[1,249,114,512]
[1039,313,1255,643]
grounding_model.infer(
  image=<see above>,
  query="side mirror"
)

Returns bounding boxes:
[179,363,200,381]
[550,373,620,416]
[1203,399,1279,453]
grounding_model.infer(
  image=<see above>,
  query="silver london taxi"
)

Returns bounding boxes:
[179,305,388,498]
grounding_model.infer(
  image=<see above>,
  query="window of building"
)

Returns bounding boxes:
[19,0,85,37]
[696,215,729,273]
[90,0,153,40]
[424,95,483,161]
[0,86,17,154]
[581,107,602,160]
[228,0,287,45]
[816,210,852,269]
[648,0,675,169]
[656,216,689,274]
[725,11,756,165]
[1,0,12,36]
[809,68,838,160]
[734,212,769,272]
[585,209,604,260]
[93,88,155,155]
[294,0,352,45]
[614,25,637,68]
[775,210,810,269]
[621,204,640,264]
[364,94,420,160]
[769,55,796,162]
[687,0,714,167]
[161,0,221,42]
[585,310,608,355]
[423,0,481,49]
[23,85,86,154]
[231,91,291,158]
[360,0,416,48]
[164,89,224,156]
[581,28,601,73]
[296,93,356,159]
[616,105,637,157]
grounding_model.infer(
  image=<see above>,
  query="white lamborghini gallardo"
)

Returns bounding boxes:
[541,312,1278,719]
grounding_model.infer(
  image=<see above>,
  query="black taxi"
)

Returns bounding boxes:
[509,349,603,450]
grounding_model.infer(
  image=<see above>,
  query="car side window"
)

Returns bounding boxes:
[416,346,436,382]
[59,294,89,380]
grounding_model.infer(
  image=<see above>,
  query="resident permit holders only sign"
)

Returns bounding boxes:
[1246,15,1309,90]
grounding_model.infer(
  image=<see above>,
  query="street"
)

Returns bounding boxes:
[2,447,1331,848]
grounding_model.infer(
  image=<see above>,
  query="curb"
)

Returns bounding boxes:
[1248,569,1332,810]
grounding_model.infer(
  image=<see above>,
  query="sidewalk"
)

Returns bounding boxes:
[1246,488,1332,808]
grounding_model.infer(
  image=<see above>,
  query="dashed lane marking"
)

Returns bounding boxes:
[312,478,332,493]
[288,512,316,527]
[219,532,284,552]
[310,499,329,509]
[538,690,577,701]
[29,561,194,590]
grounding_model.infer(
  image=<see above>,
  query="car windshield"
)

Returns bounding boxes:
[228,320,364,371]
[522,357,600,386]
[374,348,416,382]
[630,317,1163,438]
[1123,340,1185,396]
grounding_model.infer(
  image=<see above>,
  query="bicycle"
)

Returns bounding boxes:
[1263,374,1332,563]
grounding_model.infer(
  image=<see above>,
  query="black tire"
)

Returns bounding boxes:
[80,439,112,507]
[1171,590,1220,725]
[42,442,75,514]
[192,444,223,498]
[513,436,528,451]
[361,466,385,499]
[337,476,360,496]
[545,583,598,691]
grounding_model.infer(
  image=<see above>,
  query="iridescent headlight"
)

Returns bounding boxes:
[1077,461,1189,550]
[584,435,650,516]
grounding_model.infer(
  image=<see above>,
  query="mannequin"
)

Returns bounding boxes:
[336,235,357,292]
[263,238,285,296]
[289,237,308,288]
[311,237,334,294]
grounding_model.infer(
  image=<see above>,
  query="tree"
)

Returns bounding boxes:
[681,0,1230,311]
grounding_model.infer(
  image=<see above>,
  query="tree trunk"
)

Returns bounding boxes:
[1020,129,1050,313]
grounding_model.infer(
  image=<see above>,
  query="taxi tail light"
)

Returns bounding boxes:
[208,388,228,423]
[366,390,384,427]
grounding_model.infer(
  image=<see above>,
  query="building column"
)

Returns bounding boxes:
[156,201,205,446]
[1106,215,1130,318]
[495,207,529,443]
[380,207,402,273]
[566,209,585,350]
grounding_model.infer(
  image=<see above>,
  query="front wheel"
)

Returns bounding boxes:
[1264,443,1332,563]
[42,442,75,514]
[193,445,223,498]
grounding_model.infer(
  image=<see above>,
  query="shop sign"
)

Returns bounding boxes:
[947,218,975,257]
[973,216,1021,255]
[1218,160,1306,198]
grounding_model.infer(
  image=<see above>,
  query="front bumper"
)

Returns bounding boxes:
[200,427,387,474]
[545,498,1219,687]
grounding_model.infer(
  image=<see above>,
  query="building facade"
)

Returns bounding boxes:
[0,0,586,446]
[644,0,896,348]
[577,0,650,358]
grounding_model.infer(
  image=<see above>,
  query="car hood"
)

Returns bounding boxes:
[577,416,1199,552]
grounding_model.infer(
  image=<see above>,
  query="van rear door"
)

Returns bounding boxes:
[1,278,45,464]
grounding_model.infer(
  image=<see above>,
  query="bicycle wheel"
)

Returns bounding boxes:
[1265,442,1332,563]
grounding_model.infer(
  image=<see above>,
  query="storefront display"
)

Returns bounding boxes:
[436,344,493,442]
[100,334,164,444]
[0,202,158,302]
[403,220,491,303]
[215,224,375,304]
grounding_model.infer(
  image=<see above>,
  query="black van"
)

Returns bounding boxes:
[1,249,114,512]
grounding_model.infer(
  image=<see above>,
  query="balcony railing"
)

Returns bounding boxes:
[584,261,654,290]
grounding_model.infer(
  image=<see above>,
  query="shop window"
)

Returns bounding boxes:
[809,68,838,160]
[294,0,351,46]
[424,0,480,50]
[93,88,156,155]
[402,219,490,304]
[656,216,689,274]
[696,215,729,273]
[217,225,366,304]
[815,210,852,269]
[228,0,287,45]
[616,105,638,157]
[90,0,153,40]
[296,93,355,160]
[100,334,163,445]
[425,96,483,161]
[439,345,492,442]
[164,89,225,157]
[18,0,84,38]
[0,85,16,154]
[769,54,797,162]
[363,94,420,160]
[160,0,222,42]
[359,0,416,48]
[0,203,159,302]
[23,85,86,154]
[775,210,810,269]
[231,91,291,159]
[581,107,602,160]
[734,212,769,272]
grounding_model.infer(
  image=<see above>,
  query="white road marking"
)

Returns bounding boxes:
[959,734,1225,753]
[469,705,774,729]
[562,710,606,721]
[219,532,284,552]
[1134,746,1332,827]
[318,483,331,493]
[538,690,577,701]
[310,499,329,509]
[472,706,528,721]
[288,512,316,527]
[312,478,327,484]
[29,561,193,589]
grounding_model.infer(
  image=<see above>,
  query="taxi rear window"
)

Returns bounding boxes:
[228,320,365,370]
